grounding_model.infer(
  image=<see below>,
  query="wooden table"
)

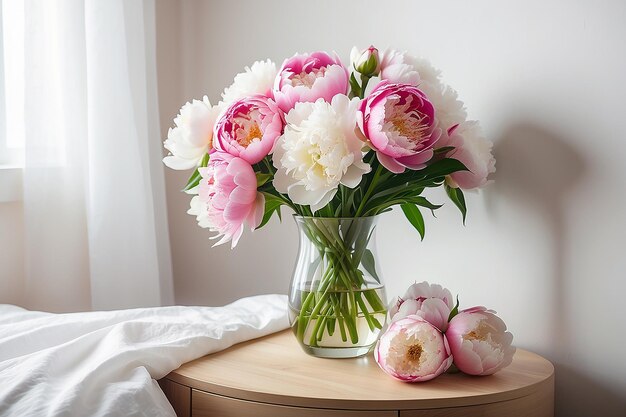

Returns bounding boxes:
[159,330,554,417]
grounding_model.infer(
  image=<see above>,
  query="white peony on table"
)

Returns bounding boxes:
[159,330,554,417]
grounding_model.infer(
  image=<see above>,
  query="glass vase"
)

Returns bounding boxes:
[288,215,387,358]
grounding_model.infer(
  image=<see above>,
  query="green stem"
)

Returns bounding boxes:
[363,288,386,312]
[330,295,347,342]
[294,218,387,348]
[310,302,333,346]
[296,265,335,340]
[359,74,371,99]
[262,157,275,174]
[355,163,384,217]
[356,293,376,331]
[340,293,359,344]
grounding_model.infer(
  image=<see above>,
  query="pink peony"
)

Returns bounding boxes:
[389,282,454,331]
[196,152,265,248]
[375,315,452,382]
[440,122,496,190]
[273,51,349,112]
[358,81,442,173]
[213,95,284,165]
[379,50,467,135]
[446,306,515,375]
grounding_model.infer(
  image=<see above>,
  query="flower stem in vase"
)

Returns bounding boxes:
[290,216,387,357]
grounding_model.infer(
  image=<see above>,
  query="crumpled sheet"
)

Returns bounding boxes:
[0,294,289,416]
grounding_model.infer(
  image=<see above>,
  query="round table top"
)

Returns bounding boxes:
[165,330,554,411]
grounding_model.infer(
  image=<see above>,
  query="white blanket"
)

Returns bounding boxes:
[0,294,288,417]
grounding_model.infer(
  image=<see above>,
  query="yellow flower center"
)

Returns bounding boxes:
[406,343,423,362]
[241,122,261,147]
[391,113,430,145]
[463,321,494,341]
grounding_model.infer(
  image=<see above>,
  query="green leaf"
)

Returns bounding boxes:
[370,183,423,202]
[447,295,460,322]
[256,193,284,229]
[401,204,425,240]
[419,158,467,182]
[200,153,210,167]
[182,168,202,192]
[445,184,467,224]
[182,153,210,192]
[433,146,456,155]
[361,249,380,283]
[349,73,361,98]
[256,173,272,187]
[371,158,466,193]
[364,197,442,218]
[410,196,443,211]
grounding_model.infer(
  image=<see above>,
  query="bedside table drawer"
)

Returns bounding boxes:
[192,390,397,417]
[399,380,554,417]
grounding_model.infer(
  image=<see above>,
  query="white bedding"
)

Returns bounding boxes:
[0,294,289,417]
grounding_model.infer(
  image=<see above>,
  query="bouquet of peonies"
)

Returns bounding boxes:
[163,46,495,244]
[163,46,496,353]
[376,282,515,381]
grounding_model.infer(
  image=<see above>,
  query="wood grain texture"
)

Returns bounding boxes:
[163,330,554,412]
[159,378,191,417]
[192,390,398,417]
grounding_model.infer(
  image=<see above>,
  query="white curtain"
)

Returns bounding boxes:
[21,0,173,311]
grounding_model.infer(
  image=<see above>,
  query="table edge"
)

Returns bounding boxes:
[163,369,554,411]
[162,331,555,411]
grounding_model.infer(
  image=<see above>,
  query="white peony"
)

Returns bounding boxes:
[380,52,494,189]
[380,50,467,131]
[187,195,211,228]
[444,121,496,190]
[408,57,466,129]
[379,49,420,85]
[221,59,277,104]
[163,96,223,170]
[273,95,370,212]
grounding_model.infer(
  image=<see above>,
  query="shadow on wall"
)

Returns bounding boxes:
[490,122,585,350]
[555,363,626,417]
[489,123,626,416]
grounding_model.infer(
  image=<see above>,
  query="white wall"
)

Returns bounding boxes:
[156,1,626,416]
[0,202,23,305]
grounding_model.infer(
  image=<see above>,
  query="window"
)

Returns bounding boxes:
[0,0,24,168]
[0,0,23,202]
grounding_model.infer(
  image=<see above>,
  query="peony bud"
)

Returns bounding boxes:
[350,45,381,77]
